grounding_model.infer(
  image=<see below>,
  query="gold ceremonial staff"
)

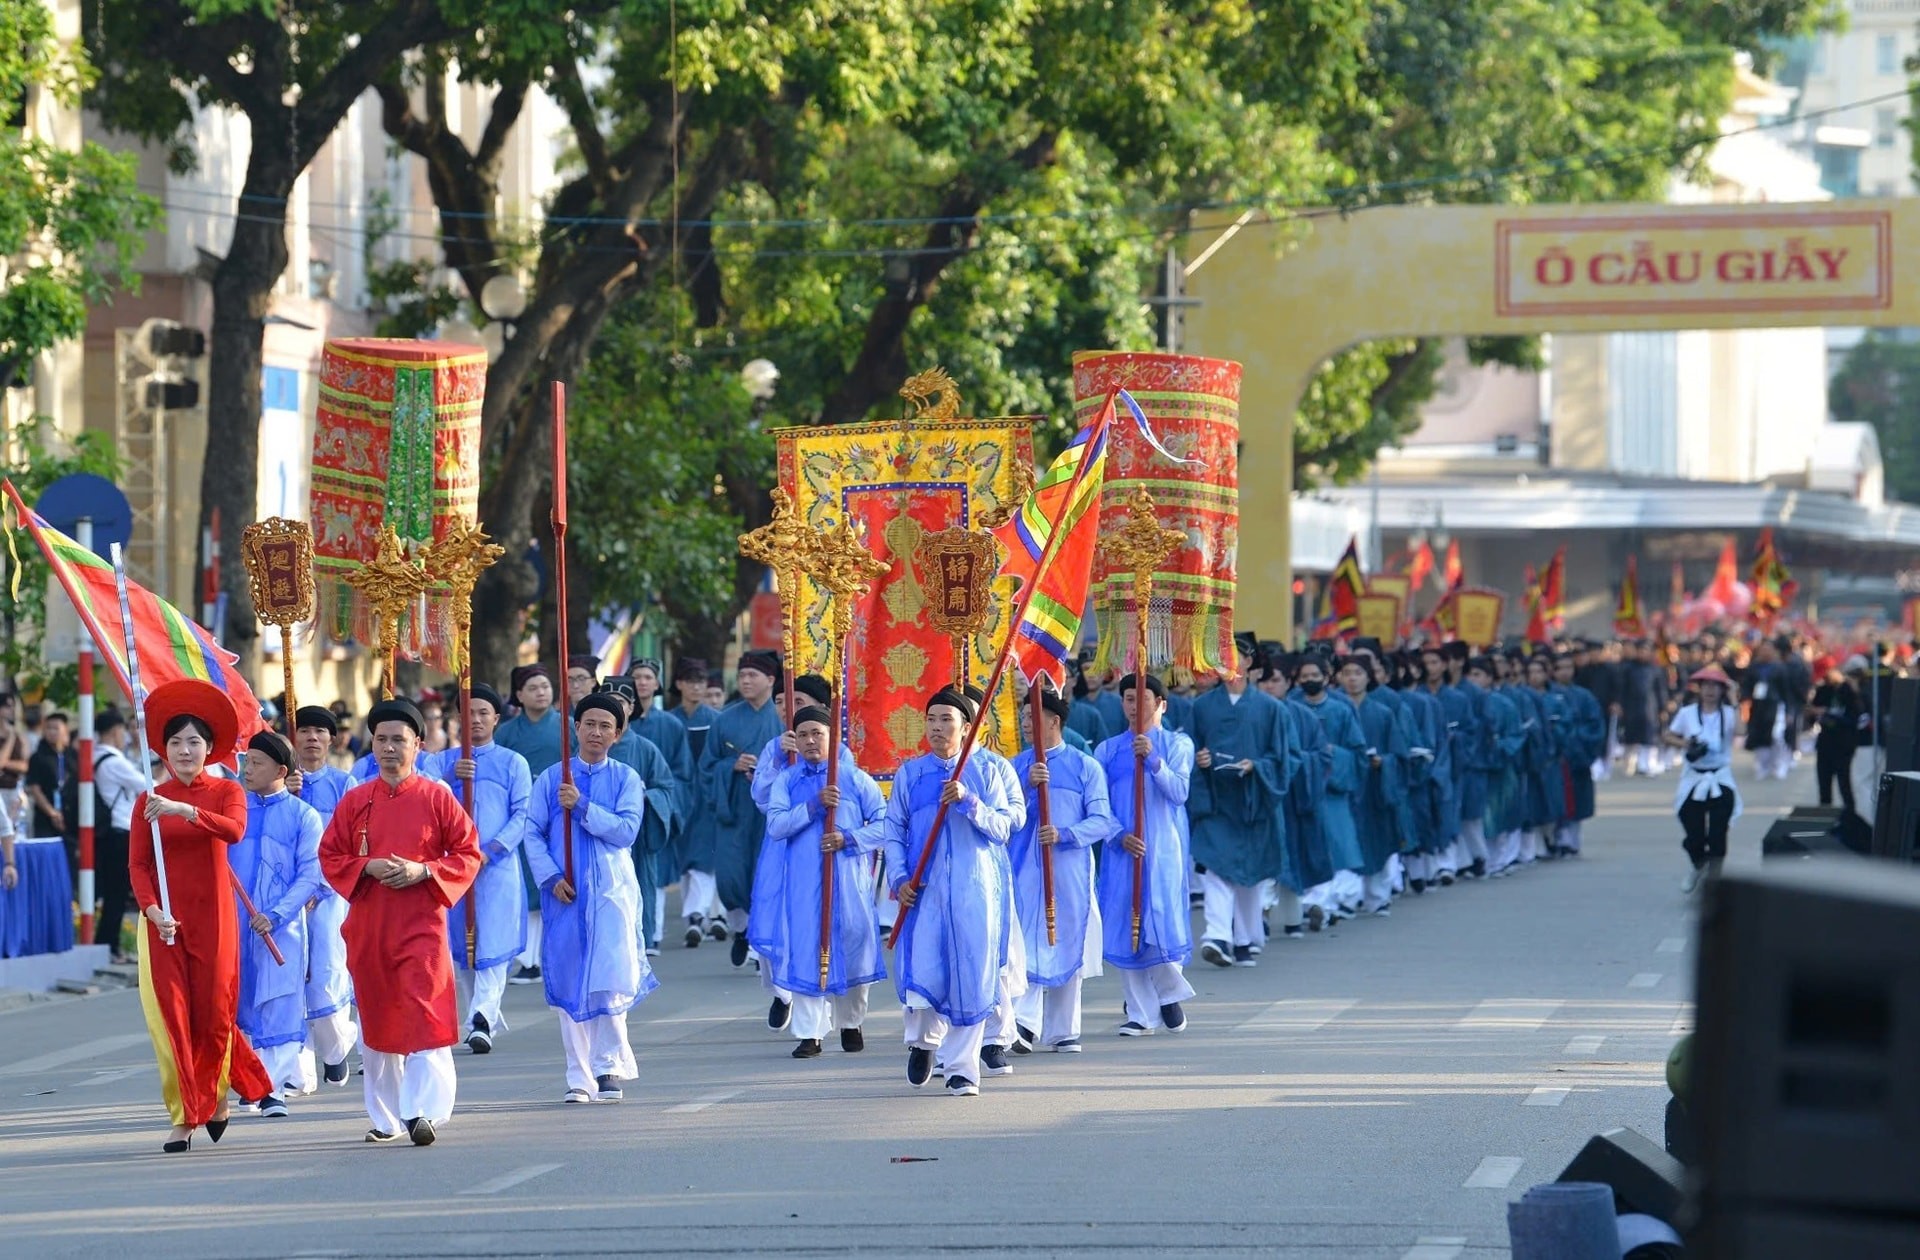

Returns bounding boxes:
[240,518,317,730]
[344,525,431,702]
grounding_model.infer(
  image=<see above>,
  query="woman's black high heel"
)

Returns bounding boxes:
[205,1116,229,1143]
[162,1132,191,1153]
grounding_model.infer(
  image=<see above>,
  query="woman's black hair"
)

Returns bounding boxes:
[162,713,215,744]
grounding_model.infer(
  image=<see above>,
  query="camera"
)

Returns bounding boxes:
[1684,737,1710,764]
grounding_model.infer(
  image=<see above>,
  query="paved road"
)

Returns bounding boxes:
[0,762,1803,1258]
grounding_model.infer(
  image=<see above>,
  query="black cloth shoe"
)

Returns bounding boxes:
[1011,1023,1036,1055]
[406,1116,436,1146]
[259,1094,289,1118]
[595,1075,624,1101]
[1232,944,1257,967]
[1283,924,1305,939]
[508,963,540,986]
[1470,858,1487,878]
[365,1128,400,1144]
[981,1044,1013,1076]
[467,1026,493,1054]
[907,1046,933,1087]
[323,1059,349,1085]
[707,918,730,941]
[1160,1002,1187,1033]
[1410,878,1427,895]
[840,1027,865,1053]
[792,1038,823,1059]
[767,997,791,1031]
[684,916,704,948]
[1200,938,1233,968]
[730,934,751,969]
[945,1076,979,1097]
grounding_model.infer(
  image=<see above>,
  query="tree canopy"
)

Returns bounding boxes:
[1830,332,1920,506]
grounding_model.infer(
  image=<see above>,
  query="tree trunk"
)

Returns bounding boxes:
[202,151,295,672]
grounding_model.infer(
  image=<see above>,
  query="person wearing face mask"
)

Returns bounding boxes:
[1664,666,1744,894]
[525,693,653,1103]
[756,705,887,1059]
[286,705,360,1085]
[884,686,1023,1097]
[1337,653,1414,917]
[1291,656,1368,926]
[420,683,532,1053]
[129,680,275,1154]
[691,651,785,959]
[232,730,325,1111]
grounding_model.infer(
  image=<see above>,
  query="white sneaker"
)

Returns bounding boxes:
[1681,867,1703,894]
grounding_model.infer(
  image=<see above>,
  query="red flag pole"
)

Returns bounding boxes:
[1030,683,1056,947]
[552,381,575,887]
[886,393,1117,950]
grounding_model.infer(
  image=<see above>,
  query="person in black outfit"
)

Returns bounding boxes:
[25,711,71,841]
[1810,660,1863,817]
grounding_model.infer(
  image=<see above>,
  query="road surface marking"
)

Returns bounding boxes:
[1464,1156,1524,1189]
[1236,998,1358,1033]
[1563,1035,1605,1056]
[1403,1237,1466,1259]
[1657,937,1686,953]
[666,1089,743,1114]
[1524,1087,1570,1107]
[1455,999,1561,1031]
[461,1164,562,1196]
[75,1065,149,1087]
[0,1034,150,1078]
[1628,973,1663,988]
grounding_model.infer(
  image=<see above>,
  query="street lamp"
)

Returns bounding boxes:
[477,273,528,363]
[740,358,780,402]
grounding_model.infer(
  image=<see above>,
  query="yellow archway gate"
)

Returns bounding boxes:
[1183,198,1915,639]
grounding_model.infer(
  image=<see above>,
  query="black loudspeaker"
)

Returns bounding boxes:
[1870,771,1920,862]
[1761,806,1864,860]
[1557,1126,1686,1222]
[1689,862,1920,1257]
[1884,677,1920,773]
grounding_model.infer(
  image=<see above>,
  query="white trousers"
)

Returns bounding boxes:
[1119,963,1194,1030]
[363,1047,455,1133]
[1200,871,1264,947]
[1013,975,1083,1045]
[518,910,543,968]
[792,987,870,1039]
[306,1007,359,1070]
[1487,828,1521,873]
[1853,746,1886,823]
[1754,743,1794,781]
[1458,818,1489,866]
[682,869,721,921]
[903,1005,984,1086]
[1360,870,1393,913]
[457,963,510,1033]
[558,1011,637,1093]
[985,970,1021,1049]
[652,888,667,944]
[257,1040,307,1095]
[1270,884,1302,931]
[1553,821,1582,854]
[1518,830,1541,863]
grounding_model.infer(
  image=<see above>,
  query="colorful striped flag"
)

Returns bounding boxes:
[989,394,1114,686]
[1613,554,1645,637]
[1313,536,1366,637]
[4,479,264,764]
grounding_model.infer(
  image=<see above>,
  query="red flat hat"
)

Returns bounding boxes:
[145,678,242,769]
[1690,665,1734,689]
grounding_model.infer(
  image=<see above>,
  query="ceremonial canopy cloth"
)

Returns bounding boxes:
[309,338,485,664]
[776,416,1034,784]
[1073,353,1240,679]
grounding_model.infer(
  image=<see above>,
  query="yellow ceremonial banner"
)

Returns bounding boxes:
[1354,593,1401,645]
[776,412,1035,784]
[1367,575,1411,636]
[1496,210,1891,319]
[1451,588,1506,648]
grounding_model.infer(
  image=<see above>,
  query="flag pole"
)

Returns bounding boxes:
[887,393,1118,950]
[1030,682,1057,947]
[552,381,576,887]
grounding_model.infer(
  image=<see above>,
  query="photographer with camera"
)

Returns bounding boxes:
[1663,665,1742,894]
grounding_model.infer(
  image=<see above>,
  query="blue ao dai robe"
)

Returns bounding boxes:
[1292,693,1368,874]
[1400,687,1453,854]
[696,699,785,908]
[1096,725,1195,970]
[1280,699,1332,891]
[1187,687,1292,889]
[1556,683,1607,821]
[1348,691,1416,873]
[1469,684,1528,835]
[1429,684,1472,841]
[883,752,1022,1027]
[234,790,325,1050]
[295,764,356,1020]
[526,758,656,1020]
[610,728,680,946]
[754,758,886,996]
[1009,743,1118,988]
[422,742,532,969]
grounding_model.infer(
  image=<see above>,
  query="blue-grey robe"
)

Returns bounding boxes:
[1187,686,1292,888]
[754,757,887,997]
[422,742,532,969]
[1349,691,1416,872]
[1009,742,1118,987]
[666,702,720,881]
[295,764,356,1020]
[696,698,785,908]
[526,757,656,1020]
[1400,687,1452,854]
[1096,725,1194,970]
[1556,682,1606,822]
[633,705,696,893]
[884,751,1023,1027]
[496,707,565,912]
[235,789,325,1050]
[1067,700,1110,749]
[610,728,680,946]
[1280,698,1332,891]
[1471,684,1528,835]
[1291,692,1367,874]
